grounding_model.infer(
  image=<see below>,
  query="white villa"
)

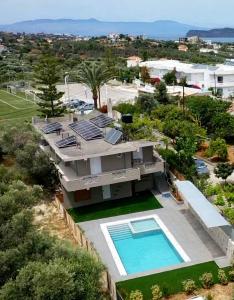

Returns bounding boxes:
[140,59,234,98]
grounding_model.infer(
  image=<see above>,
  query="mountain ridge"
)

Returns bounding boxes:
[0,18,205,38]
[187,27,234,38]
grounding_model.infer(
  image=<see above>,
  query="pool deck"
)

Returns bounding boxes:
[79,192,225,282]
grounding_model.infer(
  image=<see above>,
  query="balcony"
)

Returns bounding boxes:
[57,165,141,192]
[133,157,165,175]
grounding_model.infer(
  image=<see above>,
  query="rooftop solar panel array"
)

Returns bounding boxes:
[55,135,77,148]
[105,128,123,145]
[90,114,113,128]
[42,122,62,134]
[69,120,103,141]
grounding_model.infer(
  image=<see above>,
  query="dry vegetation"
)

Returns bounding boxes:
[33,201,77,245]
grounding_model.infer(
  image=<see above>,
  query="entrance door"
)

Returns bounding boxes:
[90,157,102,175]
[102,185,111,200]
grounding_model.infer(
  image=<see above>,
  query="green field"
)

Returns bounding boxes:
[0,89,38,123]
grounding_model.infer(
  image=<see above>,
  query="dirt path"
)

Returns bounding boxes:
[33,201,77,246]
[169,283,234,300]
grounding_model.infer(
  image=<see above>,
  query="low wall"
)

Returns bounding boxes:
[54,197,117,300]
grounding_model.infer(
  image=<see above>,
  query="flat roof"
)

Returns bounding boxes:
[139,59,234,75]
[33,113,156,162]
[175,181,230,228]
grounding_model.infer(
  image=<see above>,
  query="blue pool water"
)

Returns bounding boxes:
[108,218,184,275]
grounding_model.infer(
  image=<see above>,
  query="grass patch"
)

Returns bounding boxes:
[117,262,230,299]
[0,89,38,123]
[68,191,162,222]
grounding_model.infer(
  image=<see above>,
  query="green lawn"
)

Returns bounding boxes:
[68,191,162,222]
[117,262,230,299]
[0,89,38,123]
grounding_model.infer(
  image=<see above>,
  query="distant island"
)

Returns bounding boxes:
[187,28,234,38]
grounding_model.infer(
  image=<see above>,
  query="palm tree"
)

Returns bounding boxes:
[179,76,187,114]
[76,62,115,109]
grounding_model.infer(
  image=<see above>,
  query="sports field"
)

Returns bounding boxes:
[0,89,38,123]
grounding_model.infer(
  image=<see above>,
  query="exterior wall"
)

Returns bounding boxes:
[134,174,154,193]
[101,153,132,172]
[142,146,153,162]
[110,181,132,200]
[77,160,90,176]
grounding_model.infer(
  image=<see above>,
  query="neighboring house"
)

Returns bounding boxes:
[187,36,201,44]
[200,48,218,54]
[33,112,165,209]
[178,44,188,52]
[0,44,7,53]
[140,59,234,98]
[127,56,142,68]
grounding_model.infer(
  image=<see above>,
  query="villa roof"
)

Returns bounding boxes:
[174,180,230,228]
[139,59,234,75]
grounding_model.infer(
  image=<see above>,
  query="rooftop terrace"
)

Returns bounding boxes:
[33,112,156,162]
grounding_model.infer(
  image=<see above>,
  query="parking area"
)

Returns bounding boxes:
[57,82,138,106]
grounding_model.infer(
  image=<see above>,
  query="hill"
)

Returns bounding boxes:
[0,18,204,38]
[187,28,234,38]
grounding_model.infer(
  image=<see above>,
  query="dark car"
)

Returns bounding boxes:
[194,158,210,176]
[71,99,86,109]
[79,103,94,111]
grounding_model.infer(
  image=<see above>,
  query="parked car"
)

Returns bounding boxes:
[70,99,86,109]
[194,158,210,176]
[79,103,94,111]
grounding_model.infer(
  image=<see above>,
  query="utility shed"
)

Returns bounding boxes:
[174,180,231,253]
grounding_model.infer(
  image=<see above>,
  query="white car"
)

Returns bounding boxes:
[188,296,205,300]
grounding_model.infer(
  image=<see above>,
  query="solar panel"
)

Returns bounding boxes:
[55,135,77,148]
[105,128,123,145]
[69,120,103,141]
[90,114,113,128]
[42,122,62,134]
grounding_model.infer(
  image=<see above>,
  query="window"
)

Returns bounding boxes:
[217,76,223,83]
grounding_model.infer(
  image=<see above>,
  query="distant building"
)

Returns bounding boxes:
[127,56,142,68]
[179,37,188,43]
[140,59,234,98]
[200,48,218,54]
[0,45,7,53]
[188,36,201,44]
[178,44,188,52]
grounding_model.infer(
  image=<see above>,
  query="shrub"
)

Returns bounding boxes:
[214,194,225,206]
[182,279,197,294]
[206,293,214,300]
[151,285,163,300]
[199,273,214,289]
[228,270,234,281]
[218,269,228,285]
[129,290,144,300]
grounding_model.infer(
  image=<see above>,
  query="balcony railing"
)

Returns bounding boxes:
[133,158,164,175]
[58,166,141,192]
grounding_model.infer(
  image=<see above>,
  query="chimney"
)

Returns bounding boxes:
[107,98,113,118]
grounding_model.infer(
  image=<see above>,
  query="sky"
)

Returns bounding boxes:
[0,0,234,28]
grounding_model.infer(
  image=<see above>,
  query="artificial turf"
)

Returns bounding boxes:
[117,262,230,298]
[0,89,38,123]
[68,191,162,222]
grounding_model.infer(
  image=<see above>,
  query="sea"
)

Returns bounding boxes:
[151,36,234,43]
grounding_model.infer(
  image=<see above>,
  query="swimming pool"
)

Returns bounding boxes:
[101,215,190,276]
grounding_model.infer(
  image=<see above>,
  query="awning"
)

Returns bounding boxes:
[175,180,230,228]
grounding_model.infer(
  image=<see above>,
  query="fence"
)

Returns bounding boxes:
[54,196,117,300]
